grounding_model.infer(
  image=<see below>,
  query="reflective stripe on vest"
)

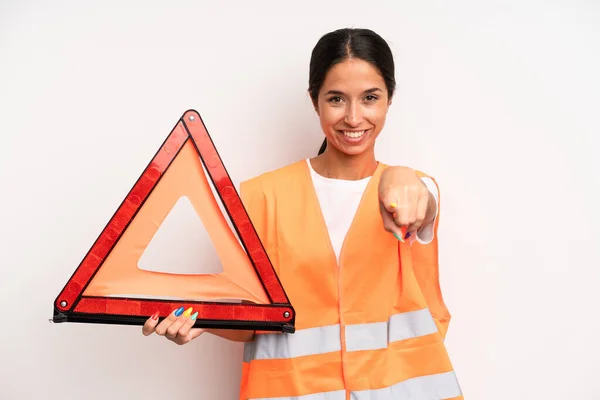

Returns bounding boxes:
[350,371,462,399]
[247,372,461,400]
[244,308,437,361]
[243,307,462,399]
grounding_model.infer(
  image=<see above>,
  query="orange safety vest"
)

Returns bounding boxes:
[238,160,462,400]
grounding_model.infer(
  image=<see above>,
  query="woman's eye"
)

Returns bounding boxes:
[365,95,378,102]
[328,96,342,103]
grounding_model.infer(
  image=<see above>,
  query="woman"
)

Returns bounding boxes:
[143,28,462,399]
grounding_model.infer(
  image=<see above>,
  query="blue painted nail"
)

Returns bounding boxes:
[174,307,184,316]
[405,232,411,239]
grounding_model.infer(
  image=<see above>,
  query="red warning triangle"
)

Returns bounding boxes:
[52,110,295,333]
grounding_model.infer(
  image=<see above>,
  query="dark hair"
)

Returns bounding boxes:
[308,28,396,155]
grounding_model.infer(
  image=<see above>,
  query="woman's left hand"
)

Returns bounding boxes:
[378,166,434,241]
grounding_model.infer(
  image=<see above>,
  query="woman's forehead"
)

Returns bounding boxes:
[321,59,386,92]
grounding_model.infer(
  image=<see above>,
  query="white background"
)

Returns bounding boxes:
[1,0,599,399]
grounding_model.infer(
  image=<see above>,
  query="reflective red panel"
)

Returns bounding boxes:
[74,297,293,323]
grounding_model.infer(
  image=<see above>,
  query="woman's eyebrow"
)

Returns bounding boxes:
[324,87,383,96]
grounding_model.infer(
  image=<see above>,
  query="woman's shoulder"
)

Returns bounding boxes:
[240,159,308,198]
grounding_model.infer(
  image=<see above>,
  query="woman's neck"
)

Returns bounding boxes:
[310,147,378,181]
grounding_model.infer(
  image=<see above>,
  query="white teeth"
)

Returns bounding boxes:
[342,130,365,138]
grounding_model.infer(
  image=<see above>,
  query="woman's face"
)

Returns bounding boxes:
[314,58,391,157]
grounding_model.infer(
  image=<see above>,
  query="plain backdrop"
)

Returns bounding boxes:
[1,0,599,399]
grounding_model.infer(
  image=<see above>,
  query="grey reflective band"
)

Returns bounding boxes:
[249,371,462,400]
[345,319,389,352]
[350,371,462,399]
[345,308,438,352]
[245,307,440,361]
[251,390,346,400]
[244,323,341,361]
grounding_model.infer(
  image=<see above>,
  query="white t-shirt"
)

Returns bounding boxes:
[306,159,439,262]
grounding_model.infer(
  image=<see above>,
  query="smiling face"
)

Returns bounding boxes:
[313,57,391,157]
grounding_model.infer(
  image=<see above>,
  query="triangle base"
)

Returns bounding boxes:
[52,296,295,333]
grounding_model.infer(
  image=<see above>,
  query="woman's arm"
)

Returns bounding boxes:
[202,328,255,342]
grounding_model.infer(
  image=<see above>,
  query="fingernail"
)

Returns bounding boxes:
[182,307,193,318]
[151,311,159,320]
[390,202,397,208]
[392,232,404,242]
[174,307,184,317]
[191,311,198,320]
[405,232,411,239]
